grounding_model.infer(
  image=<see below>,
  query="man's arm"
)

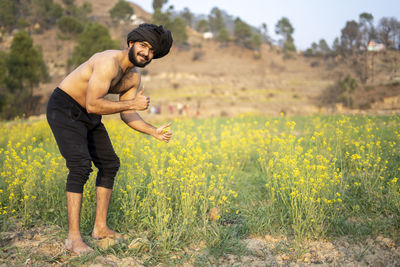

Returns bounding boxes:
[120,87,172,142]
[85,57,148,114]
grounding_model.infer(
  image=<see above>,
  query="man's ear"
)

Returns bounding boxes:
[128,41,134,48]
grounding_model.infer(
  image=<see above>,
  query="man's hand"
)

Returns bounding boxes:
[153,122,172,143]
[133,87,150,110]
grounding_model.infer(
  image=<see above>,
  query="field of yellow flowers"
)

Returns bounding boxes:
[0,115,399,256]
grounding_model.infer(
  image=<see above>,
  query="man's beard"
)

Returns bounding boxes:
[128,46,151,68]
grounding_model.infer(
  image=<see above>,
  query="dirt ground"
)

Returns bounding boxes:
[1,223,399,266]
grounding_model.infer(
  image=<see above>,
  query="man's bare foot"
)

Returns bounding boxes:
[91,226,121,239]
[65,238,94,255]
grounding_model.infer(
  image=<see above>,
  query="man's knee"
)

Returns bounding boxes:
[96,155,120,189]
[66,160,93,193]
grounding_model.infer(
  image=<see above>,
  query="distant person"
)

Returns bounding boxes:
[155,104,161,114]
[46,24,173,255]
[177,103,183,115]
[196,100,201,117]
[168,104,174,114]
[183,104,189,116]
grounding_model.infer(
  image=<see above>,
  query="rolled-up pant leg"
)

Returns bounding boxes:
[88,123,120,189]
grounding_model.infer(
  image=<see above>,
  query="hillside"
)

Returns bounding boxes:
[1,0,399,118]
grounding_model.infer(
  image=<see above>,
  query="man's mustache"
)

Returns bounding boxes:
[138,53,149,60]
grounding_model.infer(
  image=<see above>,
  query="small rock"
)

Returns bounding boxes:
[128,238,149,252]
[209,207,220,221]
[302,253,311,263]
[225,254,236,264]
[370,260,385,267]
[241,256,253,263]
[104,255,120,266]
[128,238,142,250]
[366,238,374,245]
[381,238,395,248]
[120,257,143,267]
[277,254,290,261]
[96,238,116,250]
[27,230,39,240]
[32,234,41,241]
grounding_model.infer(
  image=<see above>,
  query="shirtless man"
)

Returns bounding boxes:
[46,24,173,254]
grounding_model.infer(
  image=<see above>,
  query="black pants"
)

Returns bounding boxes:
[46,88,120,193]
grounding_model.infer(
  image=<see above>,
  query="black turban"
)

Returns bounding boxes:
[127,24,173,59]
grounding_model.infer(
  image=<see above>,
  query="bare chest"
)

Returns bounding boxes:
[108,69,138,94]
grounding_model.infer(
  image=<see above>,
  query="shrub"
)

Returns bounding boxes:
[109,0,134,22]
[57,16,83,35]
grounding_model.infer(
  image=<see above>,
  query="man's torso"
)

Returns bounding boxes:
[59,50,140,108]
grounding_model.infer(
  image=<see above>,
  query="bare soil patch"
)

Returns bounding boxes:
[1,225,399,266]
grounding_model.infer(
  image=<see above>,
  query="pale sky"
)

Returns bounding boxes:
[129,0,399,50]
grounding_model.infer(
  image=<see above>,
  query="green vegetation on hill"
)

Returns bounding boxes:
[109,0,134,22]
[0,31,48,119]
[69,22,120,67]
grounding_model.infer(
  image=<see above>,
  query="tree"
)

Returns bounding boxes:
[341,20,360,53]
[5,31,48,117]
[57,16,84,36]
[234,18,252,41]
[250,34,262,51]
[378,17,400,49]
[275,17,296,53]
[234,17,252,47]
[33,0,63,30]
[0,50,8,114]
[0,0,18,32]
[208,7,225,35]
[180,7,193,27]
[217,26,230,43]
[63,1,91,21]
[109,0,134,22]
[81,2,92,15]
[283,35,296,53]
[275,17,294,39]
[197,19,209,33]
[62,0,75,6]
[170,17,188,46]
[306,39,330,57]
[152,0,168,11]
[332,37,341,55]
[16,17,30,30]
[152,5,187,46]
[318,39,330,54]
[260,23,271,44]
[311,42,318,54]
[0,51,7,88]
[152,5,172,28]
[359,12,375,47]
[70,23,119,67]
